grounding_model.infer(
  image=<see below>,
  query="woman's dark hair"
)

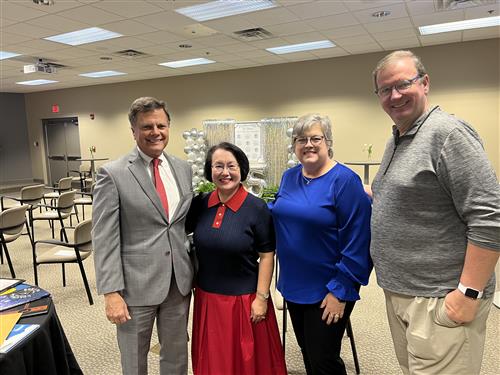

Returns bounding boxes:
[204,142,250,182]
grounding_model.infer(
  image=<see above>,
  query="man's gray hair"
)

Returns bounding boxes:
[128,97,171,127]
[293,113,334,158]
[372,50,427,90]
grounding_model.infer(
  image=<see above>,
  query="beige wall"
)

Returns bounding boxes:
[24,39,499,183]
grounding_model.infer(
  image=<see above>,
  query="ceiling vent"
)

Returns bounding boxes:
[233,27,273,41]
[435,0,497,10]
[113,49,148,58]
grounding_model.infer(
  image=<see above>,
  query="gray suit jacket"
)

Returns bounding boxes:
[92,148,194,306]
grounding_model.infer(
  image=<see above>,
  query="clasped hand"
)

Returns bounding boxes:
[321,292,346,325]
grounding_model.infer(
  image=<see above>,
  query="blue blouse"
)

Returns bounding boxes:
[269,163,372,304]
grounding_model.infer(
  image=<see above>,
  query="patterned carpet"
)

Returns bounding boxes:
[1,203,499,375]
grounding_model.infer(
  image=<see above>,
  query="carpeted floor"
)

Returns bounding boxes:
[1,203,499,375]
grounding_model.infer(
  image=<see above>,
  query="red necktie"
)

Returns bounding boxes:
[152,158,169,218]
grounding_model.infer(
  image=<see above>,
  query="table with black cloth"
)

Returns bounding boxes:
[0,297,82,375]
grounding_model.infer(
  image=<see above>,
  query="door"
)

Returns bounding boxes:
[43,117,81,185]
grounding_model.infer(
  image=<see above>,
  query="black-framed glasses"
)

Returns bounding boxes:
[375,74,423,98]
[294,135,325,146]
[212,164,239,173]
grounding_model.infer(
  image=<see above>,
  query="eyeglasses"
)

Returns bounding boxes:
[294,135,325,146]
[375,74,423,98]
[212,164,239,173]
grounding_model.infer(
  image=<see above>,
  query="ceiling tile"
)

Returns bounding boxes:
[91,1,163,18]
[321,25,369,39]
[371,27,418,41]
[56,5,124,25]
[216,43,260,53]
[135,30,186,44]
[242,7,300,26]
[307,12,360,30]
[343,0,403,12]
[0,18,17,28]
[204,16,257,34]
[4,22,59,38]
[353,2,409,23]
[26,14,90,32]
[463,27,500,41]
[1,2,48,22]
[419,31,462,46]
[378,36,421,49]
[405,0,436,17]
[2,31,34,45]
[363,17,413,33]
[465,4,500,19]
[412,9,464,27]
[264,20,316,37]
[283,31,330,44]
[101,19,158,36]
[310,46,350,58]
[133,11,193,32]
[342,43,384,54]
[287,1,349,19]
[333,34,378,47]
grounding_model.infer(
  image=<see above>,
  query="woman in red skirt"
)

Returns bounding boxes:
[187,142,287,375]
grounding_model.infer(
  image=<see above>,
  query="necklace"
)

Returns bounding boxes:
[302,174,314,185]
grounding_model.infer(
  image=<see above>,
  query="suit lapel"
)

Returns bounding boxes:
[165,153,191,223]
[127,149,169,223]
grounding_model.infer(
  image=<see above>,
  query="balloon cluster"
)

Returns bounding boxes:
[183,128,207,187]
[286,127,299,169]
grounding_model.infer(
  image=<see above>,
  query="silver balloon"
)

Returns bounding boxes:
[197,130,205,138]
[286,127,293,138]
[292,153,298,162]
[287,144,293,153]
[196,137,205,145]
[195,157,204,164]
[183,146,192,154]
[187,159,194,165]
[199,144,207,151]
[287,159,297,168]
[187,152,196,161]
[196,169,204,177]
[192,144,200,152]
[190,129,198,137]
[182,131,191,139]
[191,164,199,172]
[192,175,201,185]
[186,138,195,146]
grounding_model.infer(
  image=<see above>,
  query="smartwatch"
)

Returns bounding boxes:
[458,282,483,299]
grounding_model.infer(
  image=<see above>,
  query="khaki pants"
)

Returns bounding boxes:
[384,290,493,375]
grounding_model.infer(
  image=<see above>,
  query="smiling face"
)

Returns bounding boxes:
[211,148,241,199]
[376,57,429,132]
[294,123,330,169]
[132,108,170,158]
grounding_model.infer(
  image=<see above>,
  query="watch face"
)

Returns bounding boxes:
[464,288,479,299]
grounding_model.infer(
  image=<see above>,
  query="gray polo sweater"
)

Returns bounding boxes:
[371,106,500,298]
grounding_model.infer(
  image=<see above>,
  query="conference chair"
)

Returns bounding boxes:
[43,176,73,205]
[0,184,45,244]
[32,219,93,305]
[70,164,92,192]
[73,183,95,221]
[0,205,29,278]
[31,190,76,243]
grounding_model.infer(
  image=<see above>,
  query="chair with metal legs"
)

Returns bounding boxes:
[0,205,29,278]
[43,176,74,206]
[33,218,94,305]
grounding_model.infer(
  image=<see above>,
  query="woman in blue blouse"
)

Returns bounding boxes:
[269,114,372,375]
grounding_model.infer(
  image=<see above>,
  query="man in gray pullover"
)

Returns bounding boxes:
[370,50,499,375]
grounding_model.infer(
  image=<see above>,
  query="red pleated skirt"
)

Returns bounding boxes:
[192,287,288,375]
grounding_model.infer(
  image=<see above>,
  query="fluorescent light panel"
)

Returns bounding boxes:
[79,70,127,78]
[419,16,500,35]
[266,40,335,55]
[44,27,122,46]
[16,79,58,86]
[159,58,215,68]
[175,0,276,22]
[0,51,21,60]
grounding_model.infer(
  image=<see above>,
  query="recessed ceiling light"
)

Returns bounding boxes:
[159,58,216,68]
[175,0,276,22]
[372,10,391,18]
[16,79,58,86]
[44,27,123,46]
[0,51,21,60]
[419,15,500,35]
[79,70,127,78]
[266,40,335,55]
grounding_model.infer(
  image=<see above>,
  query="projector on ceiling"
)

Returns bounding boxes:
[23,62,56,74]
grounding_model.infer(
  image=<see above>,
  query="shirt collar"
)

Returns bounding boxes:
[137,146,167,165]
[399,105,440,137]
[207,184,248,212]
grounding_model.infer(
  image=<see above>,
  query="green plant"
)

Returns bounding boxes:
[194,180,216,194]
[261,185,279,203]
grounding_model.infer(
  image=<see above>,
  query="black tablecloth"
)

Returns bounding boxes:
[0,297,82,375]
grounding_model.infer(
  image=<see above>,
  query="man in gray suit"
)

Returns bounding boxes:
[92,97,194,375]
